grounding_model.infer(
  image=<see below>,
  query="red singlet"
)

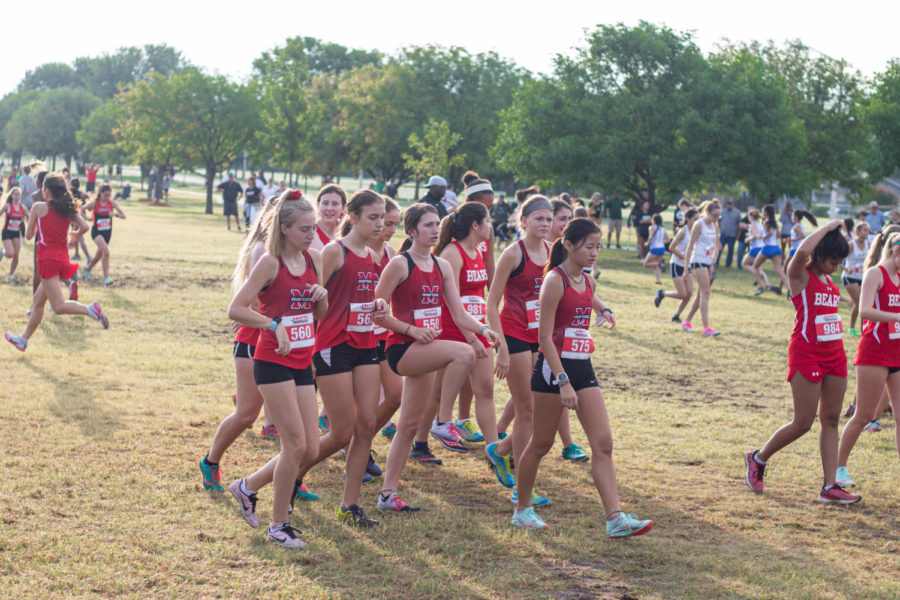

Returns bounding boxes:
[4,203,23,232]
[315,241,378,351]
[235,325,259,346]
[854,265,900,367]
[254,253,318,369]
[316,224,332,247]
[500,240,549,343]
[93,199,113,232]
[373,248,391,341]
[788,267,845,364]
[439,241,488,344]
[386,252,443,348]
[546,267,594,359]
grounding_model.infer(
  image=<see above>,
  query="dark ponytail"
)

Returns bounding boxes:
[42,173,78,219]
[435,202,488,255]
[339,189,385,237]
[793,209,817,227]
[545,217,601,275]
[762,204,778,232]
[515,185,540,204]
[399,202,438,253]
[811,227,850,267]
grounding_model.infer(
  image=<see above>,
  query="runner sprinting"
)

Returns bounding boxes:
[1,186,30,281]
[81,184,126,286]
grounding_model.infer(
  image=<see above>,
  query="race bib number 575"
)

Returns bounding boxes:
[560,328,594,359]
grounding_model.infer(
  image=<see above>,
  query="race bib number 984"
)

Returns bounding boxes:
[815,313,843,342]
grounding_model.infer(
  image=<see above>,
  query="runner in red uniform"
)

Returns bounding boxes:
[484,195,553,495]
[226,191,328,549]
[411,202,500,458]
[745,219,861,504]
[837,229,900,488]
[512,217,652,536]
[310,184,346,252]
[373,203,500,512]
[1,186,30,281]
[5,173,108,352]
[294,190,387,528]
[81,184,126,286]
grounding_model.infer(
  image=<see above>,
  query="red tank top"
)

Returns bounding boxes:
[235,325,260,346]
[4,203,23,232]
[93,199,113,232]
[440,242,489,344]
[316,224,332,246]
[546,267,595,358]
[500,240,549,343]
[788,267,845,363]
[254,253,319,369]
[386,252,443,348]
[36,203,72,261]
[854,265,900,367]
[315,241,378,351]
[373,247,391,341]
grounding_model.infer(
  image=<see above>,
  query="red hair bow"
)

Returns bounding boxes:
[288,190,303,200]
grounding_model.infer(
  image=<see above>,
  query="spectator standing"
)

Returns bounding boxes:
[17,166,37,209]
[490,193,513,246]
[216,173,243,231]
[262,179,279,203]
[632,200,652,259]
[162,171,171,200]
[604,193,628,249]
[6,168,18,189]
[421,175,449,219]
[865,201,886,235]
[717,199,742,268]
[735,212,751,267]
[673,197,692,231]
[373,176,385,194]
[85,163,99,193]
[243,176,262,226]
[779,201,793,255]
[384,179,398,199]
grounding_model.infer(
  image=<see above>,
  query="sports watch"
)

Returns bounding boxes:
[553,373,570,387]
[269,317,282,331]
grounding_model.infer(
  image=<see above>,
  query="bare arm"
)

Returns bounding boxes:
[787,219,843,293]
[858,267,900,323]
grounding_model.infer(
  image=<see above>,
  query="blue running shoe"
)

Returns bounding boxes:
[561,443,590,462]
[606,513,653,538]
[511,490,551,507]
[485,442,515,488]
[455,419,484,443]
[381,422,396,439]
[511,507,548,530]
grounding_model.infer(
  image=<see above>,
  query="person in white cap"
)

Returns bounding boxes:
[421,175,449,220]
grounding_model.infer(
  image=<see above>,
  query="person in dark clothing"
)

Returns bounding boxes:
[216,173,244,231]
[420,175,448,220]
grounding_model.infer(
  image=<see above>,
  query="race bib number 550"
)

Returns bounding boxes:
[413,307,442,331]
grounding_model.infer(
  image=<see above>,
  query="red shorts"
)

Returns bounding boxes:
[787,355,847,383]
[37,256,78,281]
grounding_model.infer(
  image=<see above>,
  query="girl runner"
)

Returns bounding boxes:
[744,219,860,504]
[226,191,328,548]
[81,184,126,286]
[643,214,667,285]
[654,208,698,322]
[373,203,500,512]
[294,190,387,528]
[842,222,870,335]
[1,186,29,281]
[5,173,109,352]
[511,218,653,536]
[741,209,771,295]
[753,204,789,295]
[681,200,722,336]
[785,210,817,266]
[310,184,346,252]
[835,229,900,487]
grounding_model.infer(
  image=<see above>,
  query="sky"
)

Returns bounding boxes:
[2,0,898,95]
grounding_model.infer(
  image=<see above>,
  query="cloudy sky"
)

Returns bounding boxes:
[2,0,897,94]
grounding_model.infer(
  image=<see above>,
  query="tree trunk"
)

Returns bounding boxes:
[414,178,420,202]
[204,159,216,214]
[51,156,56,171]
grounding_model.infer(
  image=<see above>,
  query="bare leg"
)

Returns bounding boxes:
[838,366,891,467]
[817,374,847,487]
[758,374,823,463]
[515,391,564,511]
[207,357,264,463]
[495,351,538,466]
[374,360,403,431]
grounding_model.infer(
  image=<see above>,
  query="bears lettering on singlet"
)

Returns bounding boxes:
[814,292,840,308]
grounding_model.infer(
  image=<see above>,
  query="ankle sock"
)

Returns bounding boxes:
[240,479,255,496]
[203,455,218,468]
[753,452,766,466]
[413,441,429,450]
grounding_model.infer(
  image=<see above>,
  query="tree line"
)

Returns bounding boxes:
[1,23,898,214]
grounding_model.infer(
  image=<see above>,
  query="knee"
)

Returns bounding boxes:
[281,439,307,464]
[329,422,354,448]
[234,411,257,430]
[302,438,319,464]
[530,437,555,458]
[455,345,476,368]
[792,419,814,435]
[590,435,614,457]
[354,412,377,439]
[819,412,840,430]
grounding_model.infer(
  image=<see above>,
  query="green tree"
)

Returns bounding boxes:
[0,90,40,165]
[77,101,129,167]
[18,63,78,92]
[866,60,900,179]
[74,45,187,98]
[403,120,467,181]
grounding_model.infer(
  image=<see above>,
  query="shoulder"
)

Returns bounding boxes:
[435,255,453,275]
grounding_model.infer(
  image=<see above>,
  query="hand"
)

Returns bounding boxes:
[409,326,438,343]
[471,338,487,359]
[306,283,327,302]
[274,323,290,355]
[494,345,510,379]
[560,383,578,410]
[482,328,501,349]
[826,218,844,232]
[373,298,389,320]
[231,321,241,334]
[595,311,616,329]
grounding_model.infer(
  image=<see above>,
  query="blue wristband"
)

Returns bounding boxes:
[269,317,281,331]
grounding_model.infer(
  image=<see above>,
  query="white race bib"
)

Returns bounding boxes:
[815,313,843,342]
[889,321,900,340]
[413,307,442,331]
[560,328,594,359]
[461,295,486,322]
[7,219,21,230]
[347,301,375,332]
[283,313,314,349]
[526,299,540,329]
[96,217,112,231]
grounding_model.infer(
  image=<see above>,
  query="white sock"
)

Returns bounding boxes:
[240,479,255,496]
[753,453,766,466]
[456,418,470,424]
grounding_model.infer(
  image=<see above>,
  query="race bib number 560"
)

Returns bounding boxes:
[283,313,314,349]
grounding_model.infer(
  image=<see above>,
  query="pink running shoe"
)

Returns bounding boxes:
[229,479,259,527]
[87,302,109,329]
[5,332,27,352]
[818,485,861,505]
[744,450,765,493]
[681,321,695,333]
[702,327,721,337]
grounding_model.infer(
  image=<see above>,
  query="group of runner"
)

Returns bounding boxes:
[200,175,653,548]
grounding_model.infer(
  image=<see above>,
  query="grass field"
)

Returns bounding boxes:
[0,193,897,600]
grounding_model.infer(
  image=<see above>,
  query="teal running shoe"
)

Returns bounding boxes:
[485,442,515,488]
[835,466,855,488]
[561,443,590,462]
[103,277,112,286]
[83,267,90,282]
[497,431,507,441]
[318,414,330,434]
[455,419,484,443]
[511,490,551,507]
[606,513,653,538]
[199,456,223,491]
[381,422,396,439]
[511,507,548,530]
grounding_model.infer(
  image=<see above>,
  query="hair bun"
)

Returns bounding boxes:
[462,171,480,186]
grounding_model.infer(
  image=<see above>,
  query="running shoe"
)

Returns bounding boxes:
[26,305,32,316]
[430,419,469,453]
[768,285,783,296]
[342,470,374,483]
[7,274,13,282]
[377,493,420,512]
[337,504,381,527]
[818,484,861,505]
[267,522,306,548]
[381,422,396,439]
[835,466,855,488]
[753,286,765,296]
[229,479,259,528]
[654,289,665,308]
[670,315,681,324]
[702,327,721,337]
[863,419,882,432]
[455,419,484,443]
[199,456,223,491]
[848,328,861,337]
[409,445,443,465]
[232,394,237,406]
[83,267,90,282]
[744,450,765,493]
[68,278,78,301]
[259,424,279,439]
[485,441,515,488]
[606,513,654,538]
[561,443,590,462]
[681,321,695,333]
[511,507,548,530]
[87,302,109,329]
[511,490,551,507]
[844,403,856,418]
[289,480,318,513]
[318,414,330,434]
[103,277,112,287]
[497,431,507,440]
[366,452,383,477]
[71,253,81,261]
[5,332,27,352]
